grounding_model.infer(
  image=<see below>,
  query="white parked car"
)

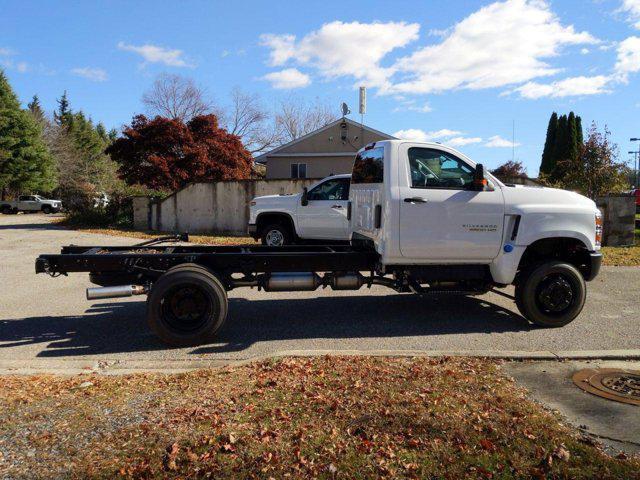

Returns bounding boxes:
[249,174,351,245]
[0,195,62,214]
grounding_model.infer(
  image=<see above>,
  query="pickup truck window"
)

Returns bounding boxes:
[307,178,350,201]
[408,148,474,190]
[19,196,33,201]
[352,147,384,184]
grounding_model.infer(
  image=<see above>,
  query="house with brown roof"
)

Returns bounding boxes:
[255,117,395,179]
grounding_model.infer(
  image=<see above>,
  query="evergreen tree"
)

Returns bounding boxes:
[567,112,579,163]
[550,114,569,181]
[0,71,56,197]
[107,128,118,142]
[539,112,558,176]
[27,95,45,123]
[576,116,584,146]
[54,90,73,127]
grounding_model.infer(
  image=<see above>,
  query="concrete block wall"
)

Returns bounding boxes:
[595,194,636,247]
[148,178,319,235]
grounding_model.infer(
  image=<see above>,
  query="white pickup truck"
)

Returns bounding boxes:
[249,174,351,245]
[0,195,62,214]
[37,139,603,346]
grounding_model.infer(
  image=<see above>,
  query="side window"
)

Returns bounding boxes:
[290,163,307,179]
[408,148,474,189]
[19,196,29,201]
[352,147,384,184]
[307,179,348,201]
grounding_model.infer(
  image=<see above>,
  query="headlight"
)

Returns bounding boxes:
[595,212,603,248]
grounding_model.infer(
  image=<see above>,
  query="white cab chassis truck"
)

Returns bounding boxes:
[36,140,603,347]
[248,174,352,246]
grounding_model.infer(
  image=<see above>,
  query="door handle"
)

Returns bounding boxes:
[404,197,427,203]
[331,204,343,209]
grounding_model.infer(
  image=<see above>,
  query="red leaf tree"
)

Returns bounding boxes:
[106,114,253,191]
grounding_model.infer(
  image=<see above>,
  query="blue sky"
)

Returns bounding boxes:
[1,0,639,175]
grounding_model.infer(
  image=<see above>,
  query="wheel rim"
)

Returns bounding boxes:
[160,283,213,333]
[265,229,284,246]
[535,273,575,316]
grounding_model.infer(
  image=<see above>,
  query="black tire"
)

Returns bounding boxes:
[260,222,292,246]
[147,266,228,347]
[42,205,52,214]
[516,261,586,327]
[1,206,11,215]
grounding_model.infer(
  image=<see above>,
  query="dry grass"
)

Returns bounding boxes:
[0,357,637,479]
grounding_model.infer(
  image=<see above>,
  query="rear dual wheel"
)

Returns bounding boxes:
[147,265,228,347]
[515,261,586,328]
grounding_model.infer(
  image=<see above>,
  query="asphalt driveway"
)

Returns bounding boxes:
[0,214,638,373]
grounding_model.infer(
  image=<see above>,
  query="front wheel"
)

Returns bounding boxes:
[515,261,586,327]
[147,266,228,347]
[261,223,292,246]
[42,205,52,214]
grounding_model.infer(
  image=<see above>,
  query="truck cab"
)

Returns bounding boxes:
[249,174,352,245]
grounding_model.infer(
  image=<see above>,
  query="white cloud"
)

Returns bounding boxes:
[386,0,598,95]
[513,75,612,98]
[393,128,464,142]
[260,21,420,87]
[393,128,481,146]
[485,135,521,148]
[117,41,193,68]
[71,67,108,82]
[261,68,311,89]
[0,47,15,56]
[580,48,590,54]
[0,57,28,73]
[446,136,483,147]
[614,36,640,80]
[620,0,640,29]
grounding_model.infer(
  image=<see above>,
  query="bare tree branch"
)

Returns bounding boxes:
[218,88,282,155]
[275,97,335,143]
[142,73,214,122]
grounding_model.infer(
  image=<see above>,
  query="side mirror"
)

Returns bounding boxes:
[473,164,488,191]
[301,187,308,206]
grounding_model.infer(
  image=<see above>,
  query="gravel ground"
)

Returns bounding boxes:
[0,214,639,373]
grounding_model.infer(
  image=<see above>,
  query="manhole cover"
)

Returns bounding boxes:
[573,368,640,406]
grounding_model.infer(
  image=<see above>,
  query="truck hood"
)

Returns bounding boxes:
[502,185,597,214]
[253,193,300,204]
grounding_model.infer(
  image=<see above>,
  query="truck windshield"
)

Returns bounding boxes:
[352,147,384,184]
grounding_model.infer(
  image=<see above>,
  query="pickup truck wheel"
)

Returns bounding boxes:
[261,223,292,246]
[147,267,228,347]
[41,205,52,214]
[516,261,586,328]
[1,206,11,215]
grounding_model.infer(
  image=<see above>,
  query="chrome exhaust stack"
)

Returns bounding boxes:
[86,285,147,300]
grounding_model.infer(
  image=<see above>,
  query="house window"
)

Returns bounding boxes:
[291,163,307,179]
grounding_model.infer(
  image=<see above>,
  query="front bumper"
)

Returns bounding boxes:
[585,251,602,281]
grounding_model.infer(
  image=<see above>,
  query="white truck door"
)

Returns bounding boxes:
[18,196,38,211]
[398,146,504,261]
[297,178,350,240]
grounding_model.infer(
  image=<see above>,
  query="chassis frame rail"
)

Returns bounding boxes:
[36,244,380,278]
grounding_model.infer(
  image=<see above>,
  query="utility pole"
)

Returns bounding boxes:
[631,137,640,187]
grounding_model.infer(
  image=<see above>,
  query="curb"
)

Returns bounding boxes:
[1,349,640,375]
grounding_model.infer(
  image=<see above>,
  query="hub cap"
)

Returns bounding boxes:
[265,229,284,246]
[536,274,574,314]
